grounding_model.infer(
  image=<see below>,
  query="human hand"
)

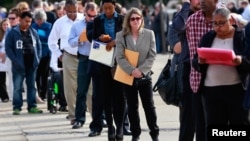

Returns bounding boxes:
[59,54,63,62]
[198,58,206,64]
[232,55,242,66]
[132,68,143,78]
[173,42,182,54]
[182,0,190,3]
[0,52,6,63]
[99,34,112,42]
[106,40,116,51]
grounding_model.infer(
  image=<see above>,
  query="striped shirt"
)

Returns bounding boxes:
[186,10,213,93]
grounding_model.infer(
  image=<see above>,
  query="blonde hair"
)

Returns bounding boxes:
[122,7,144,36]
[16,1,30,12]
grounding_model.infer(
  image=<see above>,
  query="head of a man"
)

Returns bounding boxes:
[19,11,33,31]
[200,0,218,15]
[84,2,98,22]
[102,0,116,19]
[64,0,78,21]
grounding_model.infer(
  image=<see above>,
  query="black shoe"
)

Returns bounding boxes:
[72,121,83,129]
[131,136,139,141]
[124,128,132,136]
[152,136,159,141]
[58,106,68,112]
[88,131,101,137]
[108,126,115,141]
[102,120,107,128]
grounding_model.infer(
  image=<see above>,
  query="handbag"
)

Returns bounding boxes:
[153,57,184,107]
[133,71,153,87]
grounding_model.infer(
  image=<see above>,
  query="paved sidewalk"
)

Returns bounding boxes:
[0,54,181,141]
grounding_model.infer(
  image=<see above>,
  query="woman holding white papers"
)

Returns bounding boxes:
[115,7,159,141]
[193,8,250,132]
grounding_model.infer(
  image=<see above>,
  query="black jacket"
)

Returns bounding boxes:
[192,28,250,91]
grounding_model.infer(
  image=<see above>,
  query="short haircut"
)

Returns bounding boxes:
[32,0,43,9]
[8,7,21,17]
[65,0,78,6]
[20,11,33,19]
[213,8,231,19]
[33,9,47,21]
[85,2,98,11]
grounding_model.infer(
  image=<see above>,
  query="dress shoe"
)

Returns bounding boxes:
[152,136,159,141]
[58,106,68,112]
[131,136,139,141]
[70,119,76,125]
[88,131,101,137]
[124,128,132,135]
[102,120,107,128]
[72,121,83,129]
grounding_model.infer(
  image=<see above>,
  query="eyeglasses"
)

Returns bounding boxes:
[8,17,16,20]
[212,20,228,27]
[87,13,97,18]
[130,17,141,22]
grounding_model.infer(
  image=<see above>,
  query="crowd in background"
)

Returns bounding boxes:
[0,0,250,141]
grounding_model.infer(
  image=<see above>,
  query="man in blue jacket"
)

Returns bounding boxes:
[5,11,42,115]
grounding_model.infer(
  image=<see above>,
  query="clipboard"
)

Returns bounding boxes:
[114,49,139,86]
[89,40,115,67]
[197,47,236,66]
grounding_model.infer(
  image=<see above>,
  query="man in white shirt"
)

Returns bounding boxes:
[48,0,83,123]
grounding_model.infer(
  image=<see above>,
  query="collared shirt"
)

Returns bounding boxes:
[101,12,118,40]
[186,10,213,93]
[48,13,83,58]
[68,18,91,56]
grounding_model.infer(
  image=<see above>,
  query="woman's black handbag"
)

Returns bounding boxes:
[133,71,153,87]
[153,59,183,107]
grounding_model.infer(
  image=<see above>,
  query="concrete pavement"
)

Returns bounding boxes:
[0,54,181,141]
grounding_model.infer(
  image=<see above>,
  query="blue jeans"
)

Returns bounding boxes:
[75,55,91,122]
[12,68,37,110]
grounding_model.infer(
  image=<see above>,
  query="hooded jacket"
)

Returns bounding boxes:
[5,25,42,72]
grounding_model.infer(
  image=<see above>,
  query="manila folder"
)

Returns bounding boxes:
[114,49,139,86]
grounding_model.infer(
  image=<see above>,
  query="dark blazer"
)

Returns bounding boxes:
[192,28,250,91]
[87,13,124,75]
[92,13,124,42]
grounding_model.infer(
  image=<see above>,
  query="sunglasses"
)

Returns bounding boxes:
[87,13,97,18]
[8,17,16,20]
[130,17,141,22]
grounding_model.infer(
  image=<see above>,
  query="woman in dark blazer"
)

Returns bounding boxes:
[192,8,250,139]
[87,0,125,141]
[115,7,159,141]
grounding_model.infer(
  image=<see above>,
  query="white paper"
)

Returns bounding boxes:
[89,40,115,67]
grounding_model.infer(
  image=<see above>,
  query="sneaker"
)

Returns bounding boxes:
[13,109,21,115]
[28,107,43,114]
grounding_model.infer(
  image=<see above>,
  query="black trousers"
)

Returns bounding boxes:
[123,81,159,138]
[0,72,9,101]
[36,55,50,99]
[51,71,67,107]
[178,63,195,141]
[203,84,250,126]
[90,63,125,136]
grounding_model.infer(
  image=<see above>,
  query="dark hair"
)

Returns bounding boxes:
[32,0,42,9]
[20,11,33,19]
[102,0,116,5]
[65,0,78,6]
[8,7,21,17]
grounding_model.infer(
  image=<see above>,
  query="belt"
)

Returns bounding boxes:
[78,54,89,59]
[64,50,77,58]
